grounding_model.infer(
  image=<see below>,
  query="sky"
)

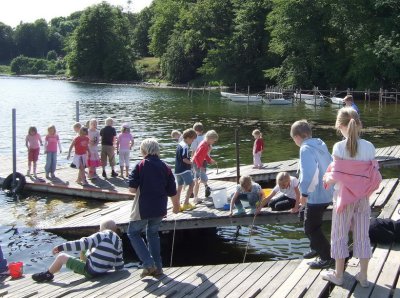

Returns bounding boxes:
[0,0,153,27]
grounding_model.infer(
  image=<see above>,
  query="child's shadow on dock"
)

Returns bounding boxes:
[143,272,218,297]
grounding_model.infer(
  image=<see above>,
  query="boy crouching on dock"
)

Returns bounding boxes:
[32,219,124,282]
[230,175,265,216]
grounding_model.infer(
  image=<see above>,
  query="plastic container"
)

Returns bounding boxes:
[9,261,23,279]
[263,188,273,197]
[211,187,228,209]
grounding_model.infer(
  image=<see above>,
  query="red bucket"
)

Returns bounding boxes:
[9,262,23,279]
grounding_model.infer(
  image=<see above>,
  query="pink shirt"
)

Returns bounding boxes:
[26,134,42,149]
[118,133,134,151]
[45,134,60,152]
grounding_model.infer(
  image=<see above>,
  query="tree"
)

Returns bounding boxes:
[65,2,137,80]
[14,19,49,58]
[131,6,154,57]
[0,22,15,63]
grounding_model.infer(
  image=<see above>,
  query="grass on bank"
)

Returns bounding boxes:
[136,57,161,80]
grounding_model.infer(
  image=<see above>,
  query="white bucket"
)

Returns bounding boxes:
[211,187,228,209]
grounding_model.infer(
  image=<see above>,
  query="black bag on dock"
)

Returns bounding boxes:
[369,218,400,244]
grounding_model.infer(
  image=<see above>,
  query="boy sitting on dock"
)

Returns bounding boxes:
[290,120,334,269]
[32,219,124,282]
[229,175,265,216]
[256,172,300,213]
[175,128,197,211]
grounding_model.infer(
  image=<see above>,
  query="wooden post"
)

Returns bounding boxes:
[299,88,302,102]
[12,109,17,189]
[247,85,250,104]
[379,88,383,104]
[208,85,211,100]
[75,100,79,122]
[187,82,190,96]
[203,83,206,95]
[368,89,371,102]
[364,90,367,102]
[235,128,240,184]
[234,83,237,93]
[313,87,317,106]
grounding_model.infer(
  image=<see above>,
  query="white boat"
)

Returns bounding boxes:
[220,91,233,98]
[330,96,345,105]
[294,92,327,106]
[262,92,292,105]
[229,94,262,103]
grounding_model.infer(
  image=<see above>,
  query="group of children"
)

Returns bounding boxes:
[25,118,134,185]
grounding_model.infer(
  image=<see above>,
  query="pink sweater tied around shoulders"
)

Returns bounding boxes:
[324,159,382,212]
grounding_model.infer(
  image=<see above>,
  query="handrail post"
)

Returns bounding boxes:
[76,100,80,122]
[12,109,17,189]
[235,128,240,184]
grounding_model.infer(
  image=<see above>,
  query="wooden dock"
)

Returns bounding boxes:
[1,145,399,201]
[207,145,400,182]
[2,179,400,298]
[41,178,397,237]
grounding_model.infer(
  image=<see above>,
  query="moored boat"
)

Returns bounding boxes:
[330,96,345,105]
[294,92,327,106]
[262,92,292,105]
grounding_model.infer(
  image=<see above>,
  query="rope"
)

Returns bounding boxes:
[242,213,257,263]
[169,218,177,267]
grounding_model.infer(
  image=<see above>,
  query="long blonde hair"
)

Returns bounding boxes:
[335,107,361,157]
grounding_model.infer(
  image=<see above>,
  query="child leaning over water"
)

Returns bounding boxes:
[25,126,43,177]
[230,175,265,216]
[252,129,264,169]
[256,172,300,214]
[44,125,62,179]
[67,127,90,185]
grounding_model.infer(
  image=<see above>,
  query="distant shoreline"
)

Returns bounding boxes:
[0,73,225,91]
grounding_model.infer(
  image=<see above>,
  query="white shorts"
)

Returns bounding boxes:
[119,151,130,167]
[73,154,87,169]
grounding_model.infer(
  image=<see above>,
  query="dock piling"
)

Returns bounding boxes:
[75,100,79,122]
[235,129,240,184]
[12,109,16,190]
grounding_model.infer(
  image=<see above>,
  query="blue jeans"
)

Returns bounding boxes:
[234,193,259,209]
[45,152,57,174]
[127,217,163,270]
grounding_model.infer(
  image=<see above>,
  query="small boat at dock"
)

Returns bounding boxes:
[262,92,292,105]
[330,96,345,105]
[294,92,328,106]
[220,91,262,102]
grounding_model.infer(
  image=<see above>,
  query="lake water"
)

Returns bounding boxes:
[0,76,399,273]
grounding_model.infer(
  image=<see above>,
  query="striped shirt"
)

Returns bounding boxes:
[57,230,124,274]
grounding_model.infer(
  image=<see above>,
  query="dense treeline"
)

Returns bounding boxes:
[1,0,399,88]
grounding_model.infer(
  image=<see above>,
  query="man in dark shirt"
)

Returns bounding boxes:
[100,117,117,178]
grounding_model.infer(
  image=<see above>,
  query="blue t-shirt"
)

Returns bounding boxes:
[175,141,192,175]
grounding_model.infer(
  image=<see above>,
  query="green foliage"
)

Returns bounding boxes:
[0,64,11,74]
[14,19,49,58]
[131,6,154,57]
[47,50,57,60]
[0,22,15,63]
[65,2,137,81]
[136,57,161,79]
[10,55,63,75]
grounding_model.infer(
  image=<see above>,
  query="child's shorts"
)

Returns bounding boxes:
[73,154,87,168]
[119,150,130,167]
[28,148,40,162]
[66,257,93,278]
[176,171,194,186]
[193,163,208,182]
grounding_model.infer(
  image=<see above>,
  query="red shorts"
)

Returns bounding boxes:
[28,148,40,162]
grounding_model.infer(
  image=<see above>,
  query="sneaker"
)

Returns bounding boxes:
[70,162,76,168]
[181,203,196,211]
[152,268,164,277]
[32,271,54,282]
[355,272,369,288]
[102,170,107,178]
[247,207,256,215]
[308,258,334,269]
[111,171,118,177]
[321,270,343,286]
[205,186,211,197]
[51,173,56,179]
[140,266,156,278]
[303,249,318,259]
[234,208,246,216]
[46,173,51,180]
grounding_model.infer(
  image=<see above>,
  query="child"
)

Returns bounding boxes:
[290,119,333,269]
[32,219,123,282]
[25,126,43,177]
[87,119,101,179]
[100,117,117,178]
[256,172,300,213]
[44,125,62,179]
[192,130,218,202]
[117,124,134,178]
[175,128,197,210]
[127,138,180,278]
[67,127,90,186]
[190,122,204,155]
[344,95,360,115]
[229,175,264,215]
[321,107,381,287]
[70,122,82,168]
[252,129,264,169]
[171,130,183,142]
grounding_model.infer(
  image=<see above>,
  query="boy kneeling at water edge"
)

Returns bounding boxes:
[32,219,124,282]
[229,176,265,216]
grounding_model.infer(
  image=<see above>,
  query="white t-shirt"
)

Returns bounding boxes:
[191,135,204,153]
[272,176,299,199]
[332,139,375,161]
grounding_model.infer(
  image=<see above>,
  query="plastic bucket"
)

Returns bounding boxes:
[263,188,273,197]
[211,187,228,209]
[9,262,23,279]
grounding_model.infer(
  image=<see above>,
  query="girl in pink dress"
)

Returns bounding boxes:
[116,124,134,178]
[44,125,62,179]
[87,119,102,179]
